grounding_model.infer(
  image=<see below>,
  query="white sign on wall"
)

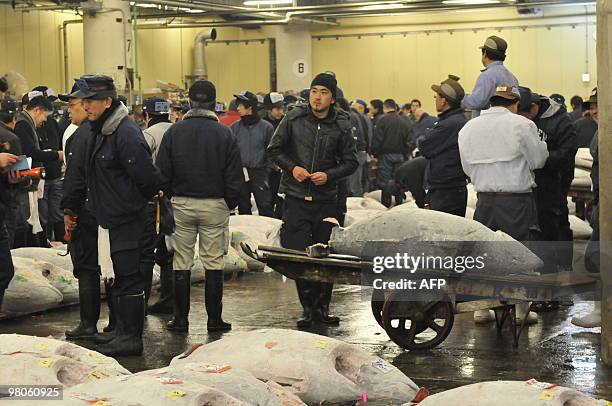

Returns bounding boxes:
[292,59,309,78]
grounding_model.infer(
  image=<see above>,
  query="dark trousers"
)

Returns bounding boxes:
[376,154,404,190]
[557,183,574,270]
[474,193,539,242]
[585,203,600,273]
[280,196,337,312]
[269,169,283,219]
[238,167,274,218]
[428,186,467,217]
[535,183,562,273]
[70,209,100,279]
[140,203,157,265]
[109,212,146,296]
[39,178,64,242]
[0,207,15,291]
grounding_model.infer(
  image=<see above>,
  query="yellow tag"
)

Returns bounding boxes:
[540,390,555,401]
[38,358,54,368]
[93,402,112,406]
[88,352,107,361]
[314,340,328,349]
[88,370,110,380]
[167,390,187,400]
[35,343,49,351]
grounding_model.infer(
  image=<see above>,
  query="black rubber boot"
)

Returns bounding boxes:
[0,289,5,313]
[95,283,118,344]
[140,262,154,316]
[314,282,340,325]
[65,272,101,340]
[296,279,314,328]
[53,222,66,243]
[205,270,231,332]
[95,292,145,357]
[148,264,174,315]
[166,270,190,332]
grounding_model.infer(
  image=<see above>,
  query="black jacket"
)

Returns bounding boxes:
[88,103,161,229]
[411,113,437,151]
[36,118,62,180]
[534,99,577,190]
[14,111,60,169]
[0,123,22,209]
[417,107,467,191]
[231,118,274,169]
[574,116,597,148]
[156,108,243,210]
[62,121,93,215]
[349,109,368,152]
[371,112,412,156]
[267,105,358,202]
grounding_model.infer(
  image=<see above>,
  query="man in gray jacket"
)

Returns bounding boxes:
[231,90,275,217]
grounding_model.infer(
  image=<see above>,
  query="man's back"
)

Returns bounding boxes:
[574,116,597,148]
[371,113,411,155]
[462,62,519,118]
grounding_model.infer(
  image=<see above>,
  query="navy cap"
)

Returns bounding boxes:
[189,80,216,103]
[58,83,80,102]
[0,98,18,115]
[142,97,170,116]
[518,86,544,112]
[72,75,117,100]
[233,90,258,108]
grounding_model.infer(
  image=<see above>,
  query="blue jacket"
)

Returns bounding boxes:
[417,107,467,191]
[231,118,274,169]
[462,61,518,118]
[87,103,161,229]
[411,112,437,151]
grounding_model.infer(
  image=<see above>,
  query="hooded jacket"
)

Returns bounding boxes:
[156,108,243,210]
[87,102,161,229]
[267,104,358,202]
[534,98,577,190]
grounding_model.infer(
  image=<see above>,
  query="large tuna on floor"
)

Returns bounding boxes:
[330,208,543,275]
[413,380,608,406]
[170,328,419,404]
[12,247,73,273]
[12,256,79,303]
[0,334,130,388]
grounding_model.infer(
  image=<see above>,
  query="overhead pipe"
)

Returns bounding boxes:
[192,28,217,79]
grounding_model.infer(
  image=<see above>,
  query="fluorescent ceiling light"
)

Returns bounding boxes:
[243,0,293,5]
[135,3,159,8]
[185,9,204,13]
[361,3,408,10]
[443,0,500,4]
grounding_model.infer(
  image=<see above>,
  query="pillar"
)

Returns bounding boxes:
[275,24,312,93]
[596,0,612,365]
[82,0,133,97]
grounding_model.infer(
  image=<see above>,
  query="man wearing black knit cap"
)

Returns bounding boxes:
[268,73,358,328]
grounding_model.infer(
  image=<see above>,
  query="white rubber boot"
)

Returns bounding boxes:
[516,303,538,325]
[473,310,495,324]
[571,302,602,328]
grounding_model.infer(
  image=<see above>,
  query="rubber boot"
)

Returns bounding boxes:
[95,282,118,344]
[140,262,154,316]
[65,272,101,340]
[148,264,174,315]
[571,301,602,328]
[0,289,4,314]
[166,270,190,332]
[314,282,340,325]
[95,292,145,357]
[296,279,314,328]
[53,222,66,244]
[205,270,231,331]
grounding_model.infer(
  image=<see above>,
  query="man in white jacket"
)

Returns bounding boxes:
[458,85,549,324]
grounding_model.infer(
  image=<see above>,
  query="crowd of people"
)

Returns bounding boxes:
[0,33,602,357]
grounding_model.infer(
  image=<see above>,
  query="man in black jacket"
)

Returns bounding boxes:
[418,75,468,216]
[371,99,412,193]
[156,80,243,333]
[75,75,160,356]
[518,87,577,275]
[60,83,103,341]
[262,92,286,218]
[268,73,358,328]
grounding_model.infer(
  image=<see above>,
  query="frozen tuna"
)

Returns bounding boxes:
[570,215,593,239]
[347,196,388,211]
[575,147,593,170]
[170,328,419,404]
[3,259,63,315]
[12,247,73,273]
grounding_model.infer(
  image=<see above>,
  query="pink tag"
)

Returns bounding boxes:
[360,392,368,402]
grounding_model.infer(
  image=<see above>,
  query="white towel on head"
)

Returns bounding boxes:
[98,226,115,280]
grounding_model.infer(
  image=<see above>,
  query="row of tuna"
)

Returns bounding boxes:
[1,330,607,405]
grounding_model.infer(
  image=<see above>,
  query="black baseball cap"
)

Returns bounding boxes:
[189,80,216,103]
[0,98,18,116]
[480,35,508,56]
[72,75,117,100]
[142,97,170,116]
[431,75,465,104]
[518,86,545,112]
[233,90,258,108]
[583,87,597,109]
[58,83,80,102]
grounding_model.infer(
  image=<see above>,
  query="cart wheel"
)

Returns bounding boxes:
[371,290,386,327]
[382,292,454,350]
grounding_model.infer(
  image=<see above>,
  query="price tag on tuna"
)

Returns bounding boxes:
[540,390,555,401]
[88,352,107,361]
[371,359,393,373]
[158,377,184,385]
[93,401,111,406]
[35,343,49,351]
[72,393,108,403]
[167,389,187,400]
[526,379,556,390]
[38,358,54,368]
[203,364,231,373]
[265,341,278,349]
[88,370,110,380]
[314,340,328,349]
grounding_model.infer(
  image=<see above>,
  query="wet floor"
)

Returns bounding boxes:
[1,241,610,400]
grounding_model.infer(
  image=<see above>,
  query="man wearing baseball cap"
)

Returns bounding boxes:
[231,90,275,218]
[156,80,243,333]
[417,75,469,216]
[262,92,286,218]
[462,35,518,119]
[268,72,358,328]
[74,74,160,356]
[575,88,598,148]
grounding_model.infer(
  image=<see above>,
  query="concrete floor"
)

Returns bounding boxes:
[1,241,610,400]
